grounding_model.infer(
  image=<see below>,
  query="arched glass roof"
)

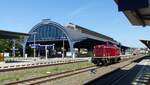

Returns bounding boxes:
[26,19,75,58]
[28,24,66,42]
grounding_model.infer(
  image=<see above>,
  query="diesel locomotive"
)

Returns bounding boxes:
[92,43,121,66]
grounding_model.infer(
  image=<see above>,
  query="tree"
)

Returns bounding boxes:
[0,38,23,57]
[0,39,12,52]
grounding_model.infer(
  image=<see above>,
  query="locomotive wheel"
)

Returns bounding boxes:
[102,59,108,66]
[96,63,101,66]
[106,59,110,64]
[96,60,102,66]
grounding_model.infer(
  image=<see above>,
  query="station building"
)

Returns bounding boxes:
[25,19,127,58]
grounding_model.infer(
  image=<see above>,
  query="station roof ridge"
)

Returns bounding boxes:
[0,29,29,39]
[0,29,29,35]
[65,23,119,44]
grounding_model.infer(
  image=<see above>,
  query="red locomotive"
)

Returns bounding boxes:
[92,42,121,66]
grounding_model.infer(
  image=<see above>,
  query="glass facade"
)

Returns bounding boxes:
[28,24,66,42]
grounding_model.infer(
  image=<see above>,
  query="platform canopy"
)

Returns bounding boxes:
[140,40,150,49]
[0,29,29,39]
[115,0,150,26]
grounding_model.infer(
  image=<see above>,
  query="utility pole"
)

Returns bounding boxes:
[45,45,48,60]
[62,38,65,58]
[62,35,66,58]
[13,39,16,57]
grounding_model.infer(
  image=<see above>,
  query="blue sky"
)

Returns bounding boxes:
[0,0,149,48]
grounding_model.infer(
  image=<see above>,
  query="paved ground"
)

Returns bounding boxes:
[88,63,141,85]
[112,56,150,85]
[86,55,150,85]
[113,65,142,85]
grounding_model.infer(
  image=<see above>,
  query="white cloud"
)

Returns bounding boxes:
[58,1,97,21]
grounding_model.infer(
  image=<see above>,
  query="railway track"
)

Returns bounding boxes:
[0,60,87,72]
[0,55,135,72]
[5,55,144,85]
[5,65,98,85]
[2,55,144,85]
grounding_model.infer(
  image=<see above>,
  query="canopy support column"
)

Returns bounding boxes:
[69,42,75,59]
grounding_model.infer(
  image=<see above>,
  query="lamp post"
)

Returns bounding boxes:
[32,32,37,58]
